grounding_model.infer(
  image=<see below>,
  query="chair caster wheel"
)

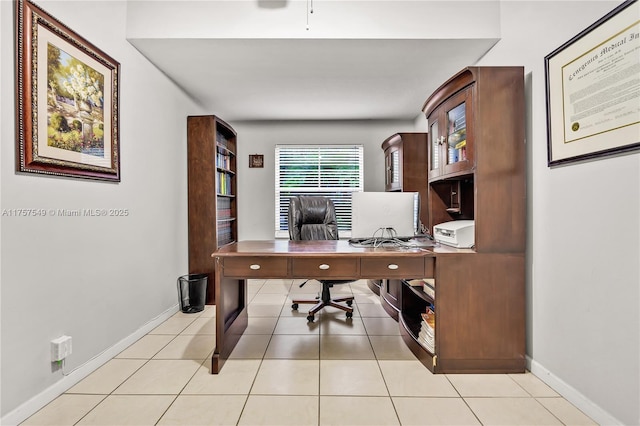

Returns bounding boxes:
[292,303,299,310]
[346,300,353,307]
[346,311,353,318]
[307,315,315,322]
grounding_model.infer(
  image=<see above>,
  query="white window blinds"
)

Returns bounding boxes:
[275,145,364,238]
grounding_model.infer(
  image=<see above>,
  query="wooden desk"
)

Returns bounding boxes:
[211,240,524,375]
[210,240,434,373]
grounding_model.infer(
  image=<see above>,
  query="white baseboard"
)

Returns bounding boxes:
[0,305,179,426]
[526,356,622,426]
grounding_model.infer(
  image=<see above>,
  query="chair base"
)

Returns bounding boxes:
[291,281,354,322]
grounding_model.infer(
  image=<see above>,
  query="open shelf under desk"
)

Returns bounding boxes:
[399,312,437,373]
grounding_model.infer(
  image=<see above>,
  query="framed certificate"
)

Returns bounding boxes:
[545,0,639,166]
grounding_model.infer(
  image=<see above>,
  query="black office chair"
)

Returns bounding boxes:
[288,196,354,322]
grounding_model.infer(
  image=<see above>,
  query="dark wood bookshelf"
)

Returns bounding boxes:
[187,115,238,304]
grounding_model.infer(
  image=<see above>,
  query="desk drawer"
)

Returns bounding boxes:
[361,257,429,278]
[223,257,288,278]
[291,258,358,279]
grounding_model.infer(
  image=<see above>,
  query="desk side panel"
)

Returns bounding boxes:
[436,253,525,373]
[212,259,247,373]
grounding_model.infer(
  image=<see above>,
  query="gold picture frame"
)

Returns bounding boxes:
[15,0,121,181]
[544,0,639,166]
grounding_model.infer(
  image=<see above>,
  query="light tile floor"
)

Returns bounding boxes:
[21,279,598,426]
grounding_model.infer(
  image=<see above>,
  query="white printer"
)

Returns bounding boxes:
[433,220,475,248]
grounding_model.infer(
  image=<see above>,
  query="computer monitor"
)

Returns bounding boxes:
[351,192,419,239]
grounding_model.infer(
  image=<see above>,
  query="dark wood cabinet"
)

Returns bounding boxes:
[381,279,402,319]
[427,89,474,180]
[187,115,238,305]
[399,66,526,373]
[381,133,428,229]
[379,133,429,317]
[423,67,526,253]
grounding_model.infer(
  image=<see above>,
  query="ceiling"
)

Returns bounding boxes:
[129,14,498,122]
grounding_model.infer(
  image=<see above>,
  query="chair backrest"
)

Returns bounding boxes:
[288,196,339,241]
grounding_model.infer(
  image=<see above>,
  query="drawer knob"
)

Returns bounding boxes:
[249,264,261,270]
[387,264,399,270]
[319,264,330,270]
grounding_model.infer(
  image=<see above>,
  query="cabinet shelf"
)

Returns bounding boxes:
[217,217,236,223]
[401,313,435,355]
[404,280,434,304]
[400,311,423,339]
[216,167,236,175]
[399,312,437,373]
[216,145,235,156]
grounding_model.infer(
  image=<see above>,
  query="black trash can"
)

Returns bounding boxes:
[177,273,208,313]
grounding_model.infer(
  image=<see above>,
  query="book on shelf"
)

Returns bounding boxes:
[217,209,233,220]
[216,152,231,170]
[406,279,424,288]
[216,197,233,220]
[216,220,234,246]
[422,278,435,299]
[216,172,233,195]
[418,308,436,353]
[216,130,228,148]
[418,329,434,352]
[406,278,435,299]
[447,103,466,133]
[421,308,435,329]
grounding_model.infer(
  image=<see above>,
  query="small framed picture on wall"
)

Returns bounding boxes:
[249,154,264,168]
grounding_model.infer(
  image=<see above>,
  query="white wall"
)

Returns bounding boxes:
[232,119,420,240]
[476,2,639,425]
[0,0,204,421]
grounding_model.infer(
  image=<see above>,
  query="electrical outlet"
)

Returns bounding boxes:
[51,335,72,362]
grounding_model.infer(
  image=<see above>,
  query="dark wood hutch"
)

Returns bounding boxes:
[398,66,526,373]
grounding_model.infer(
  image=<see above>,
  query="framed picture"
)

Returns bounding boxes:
[544,0,639,167]
[15,0,121,181]
[249,154,264,168]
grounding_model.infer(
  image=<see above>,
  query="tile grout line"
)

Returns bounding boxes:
[504,373,570,424]
[68,333,179,425]
[236,278,291,425]
[362,295,405,426]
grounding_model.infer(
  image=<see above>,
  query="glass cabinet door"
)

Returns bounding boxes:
[385,147,401,190]
[441,88,473,177]
[430,120,439,173]
[390,150,399,184]
[427,86,473,180]
[446,102,467,166]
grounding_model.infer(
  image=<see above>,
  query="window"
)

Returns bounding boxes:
[275,145,364,238]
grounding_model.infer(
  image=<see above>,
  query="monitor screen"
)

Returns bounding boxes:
[351,192,418,239]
